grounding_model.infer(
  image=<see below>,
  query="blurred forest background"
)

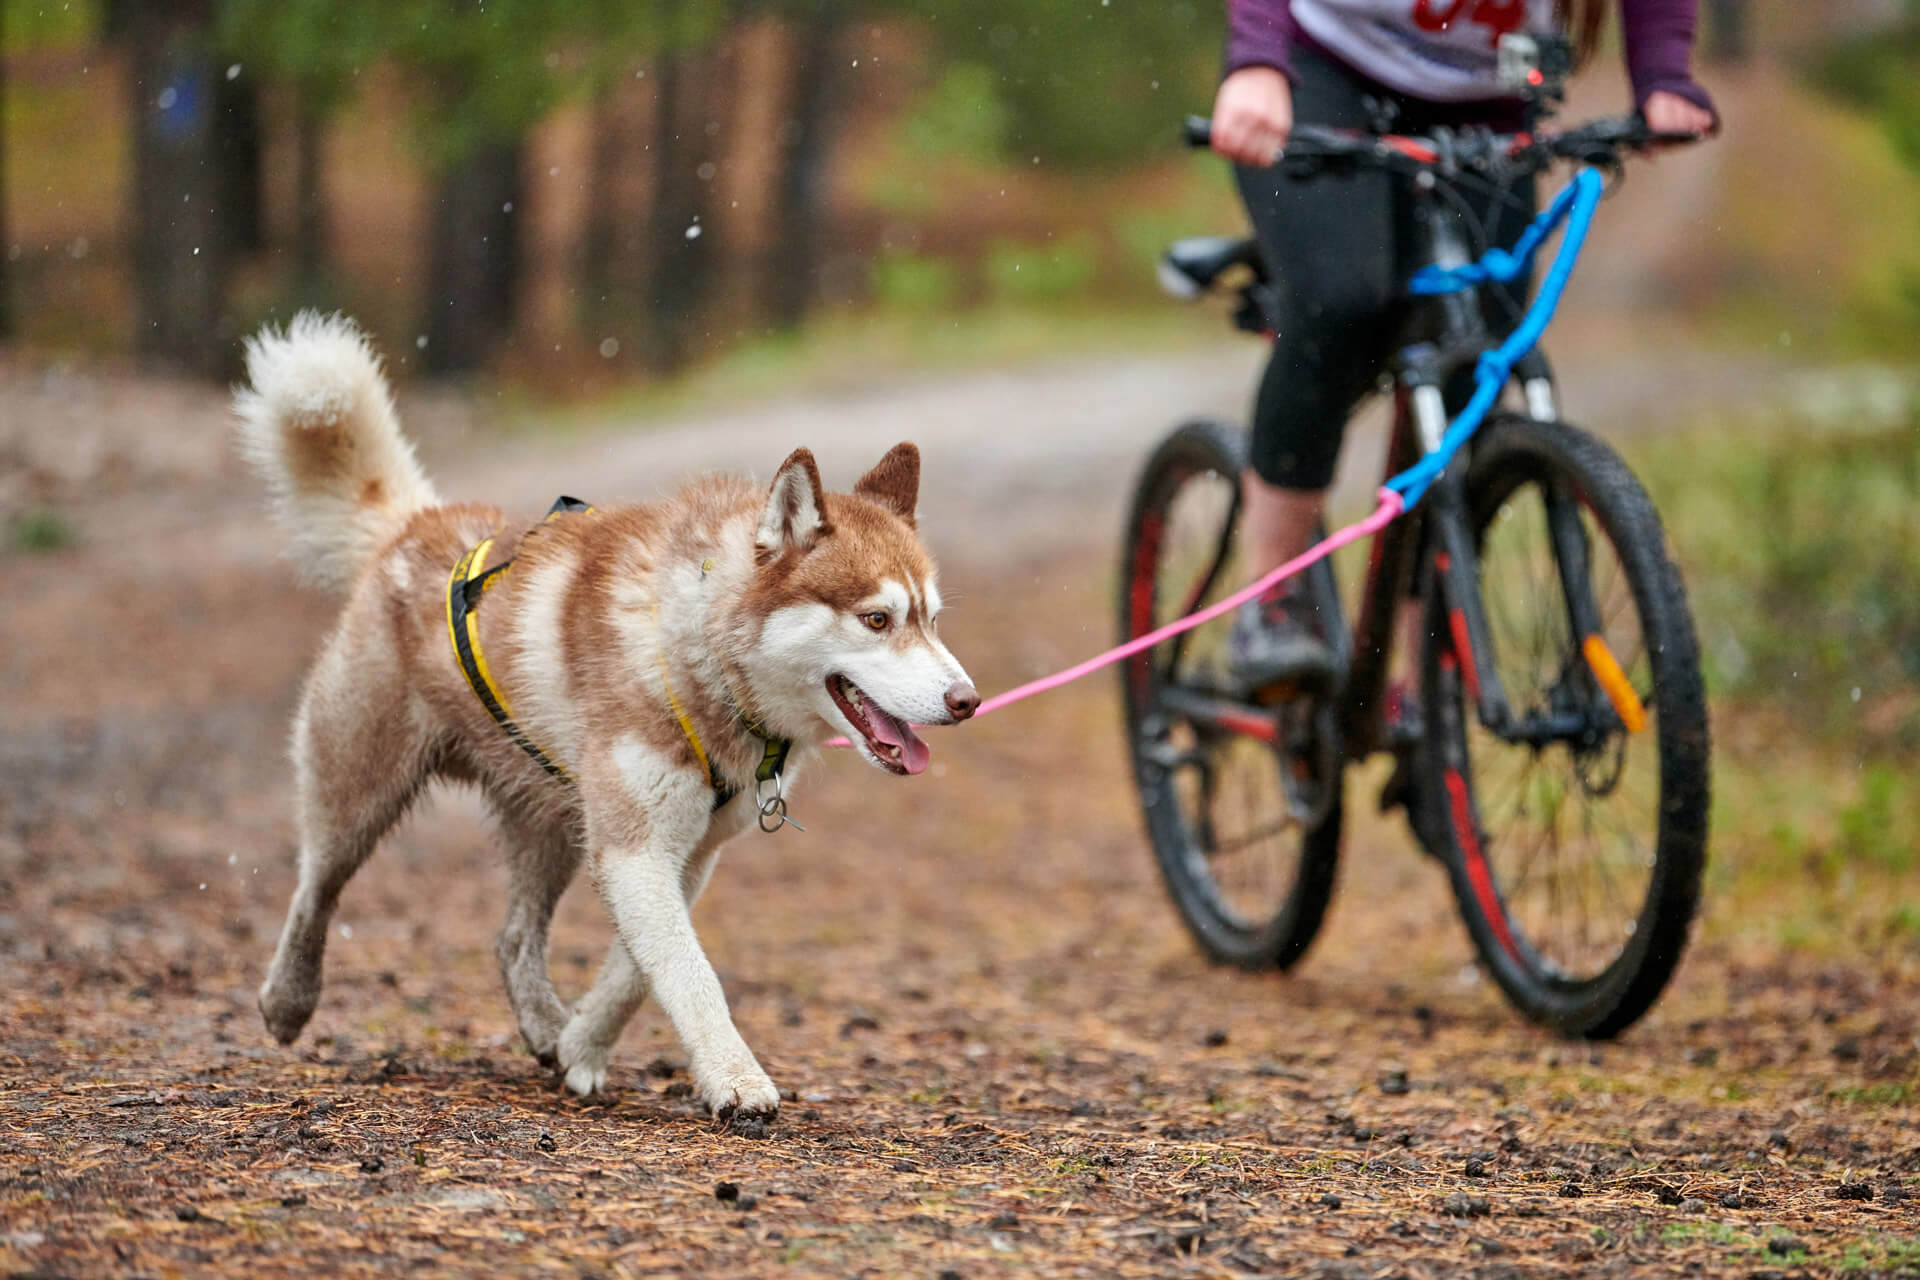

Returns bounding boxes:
[0,0,1916,385]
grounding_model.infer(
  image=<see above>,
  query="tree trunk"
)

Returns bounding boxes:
[642,38,737,373]
[214,66,264,255]
[423,138,524,374]
[293,92,328,286]
[125,1,229,374]
[576,86,622,322]
[0,0,12,340]
[766,7,844,332]
[1706,0,1748,65]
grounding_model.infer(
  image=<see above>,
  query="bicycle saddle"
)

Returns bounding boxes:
[1157,236,1263,299]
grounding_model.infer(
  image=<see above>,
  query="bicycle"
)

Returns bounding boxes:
[1118,91,1712,1038]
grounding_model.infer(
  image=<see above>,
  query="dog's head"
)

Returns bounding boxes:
[740,443,976,774]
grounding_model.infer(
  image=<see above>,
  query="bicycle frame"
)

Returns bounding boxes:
[1169,172,1612,764]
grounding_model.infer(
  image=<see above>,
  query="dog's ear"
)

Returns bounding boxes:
[853,442,920,526]
[756,448,834,562]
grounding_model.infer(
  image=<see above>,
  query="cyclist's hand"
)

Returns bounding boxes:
[1211,66,1292,166]
[1642,90,1715,141]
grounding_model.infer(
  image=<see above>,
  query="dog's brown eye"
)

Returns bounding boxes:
[862,612,890,632]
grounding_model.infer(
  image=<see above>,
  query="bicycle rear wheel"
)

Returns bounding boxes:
[1418,414,1709,1037]
[1119,419,1342,970]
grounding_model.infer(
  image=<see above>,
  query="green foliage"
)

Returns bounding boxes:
[2,0,101,48]
[902,62,1011,163]
[869,250,959,311]
[909,0,1218,169]
[1811,13,1920,169]
[984,233,1096,302]
[1807,15,1920,334]
[214,0,712,167]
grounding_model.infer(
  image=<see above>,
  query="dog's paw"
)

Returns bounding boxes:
[257,975,318,1046]
[556,1021,611,1096]
[699,1063,781,1122]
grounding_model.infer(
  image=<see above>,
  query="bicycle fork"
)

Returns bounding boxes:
[1410,378,1629,748]
[1407,382,1517,737]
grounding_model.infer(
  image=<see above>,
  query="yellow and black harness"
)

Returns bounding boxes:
[446,496,790,813]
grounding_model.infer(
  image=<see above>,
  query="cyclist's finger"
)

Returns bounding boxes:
[1642,92,1715,140]
[1208,113,1246,161]
[1213,117,1266,167]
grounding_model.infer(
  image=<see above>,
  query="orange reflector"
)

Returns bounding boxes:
[1582,634,1648,734]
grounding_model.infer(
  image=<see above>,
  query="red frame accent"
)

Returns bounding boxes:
[1445,768,1521,962]
[1127,509,1163,703]
[1211,708,1280,743]
[1384,136,1440,164]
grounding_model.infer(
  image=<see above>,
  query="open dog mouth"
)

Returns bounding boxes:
[827,675,930,775]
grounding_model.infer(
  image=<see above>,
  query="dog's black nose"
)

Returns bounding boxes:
[945,681,980,722]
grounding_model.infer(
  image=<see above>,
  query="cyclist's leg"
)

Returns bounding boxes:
[1233,48,1404,593]
[1230,51,1408,684]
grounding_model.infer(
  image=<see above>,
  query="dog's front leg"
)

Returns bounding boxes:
[555,822,730,1096]
[568,749,777,1120]
[591,840,779,1120]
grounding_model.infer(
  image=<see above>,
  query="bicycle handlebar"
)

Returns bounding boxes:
[1182,113,1699,177]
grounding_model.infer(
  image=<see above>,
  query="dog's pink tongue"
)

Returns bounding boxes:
[865,704,931,775]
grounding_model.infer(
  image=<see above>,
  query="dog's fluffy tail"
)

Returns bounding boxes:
[234,312,439,590]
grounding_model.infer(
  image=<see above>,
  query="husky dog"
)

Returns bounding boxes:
[236,312,976,1122]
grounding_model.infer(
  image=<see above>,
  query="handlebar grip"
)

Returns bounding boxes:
[1183,116,1213,149]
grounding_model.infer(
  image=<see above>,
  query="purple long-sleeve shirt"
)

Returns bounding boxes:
[1227,0,1714,115]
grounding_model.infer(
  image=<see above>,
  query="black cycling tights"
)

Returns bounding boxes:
[1236,47,1536,491]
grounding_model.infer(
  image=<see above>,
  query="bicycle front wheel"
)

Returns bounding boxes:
[1119,419,1342,971]
[1419,414,1710,1038]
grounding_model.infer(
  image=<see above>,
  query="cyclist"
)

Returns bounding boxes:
[1211,1,1716,701]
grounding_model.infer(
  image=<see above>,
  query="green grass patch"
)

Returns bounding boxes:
[1828,1082,1916,1106]
[1626,384,1920,953]
[8,507,75,554]
[1661,1220,1746,1246]
[1840,1234,1920,1272]
[1631,383,1920,751]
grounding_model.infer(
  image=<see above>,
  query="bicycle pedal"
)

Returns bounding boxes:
[1250,680,1317,706]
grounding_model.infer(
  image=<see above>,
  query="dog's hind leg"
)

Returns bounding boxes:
[494,808,582,1068]
[259,642,428,1045]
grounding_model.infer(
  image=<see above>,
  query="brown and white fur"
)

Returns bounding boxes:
[236,312,975,1122]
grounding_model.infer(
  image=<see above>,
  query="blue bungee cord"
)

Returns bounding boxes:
[1384,165,1606,508]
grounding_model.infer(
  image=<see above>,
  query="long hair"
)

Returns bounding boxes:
[1557,0,1608,65]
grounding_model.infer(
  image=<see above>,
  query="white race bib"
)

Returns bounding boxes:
[1292,0,1558,102]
